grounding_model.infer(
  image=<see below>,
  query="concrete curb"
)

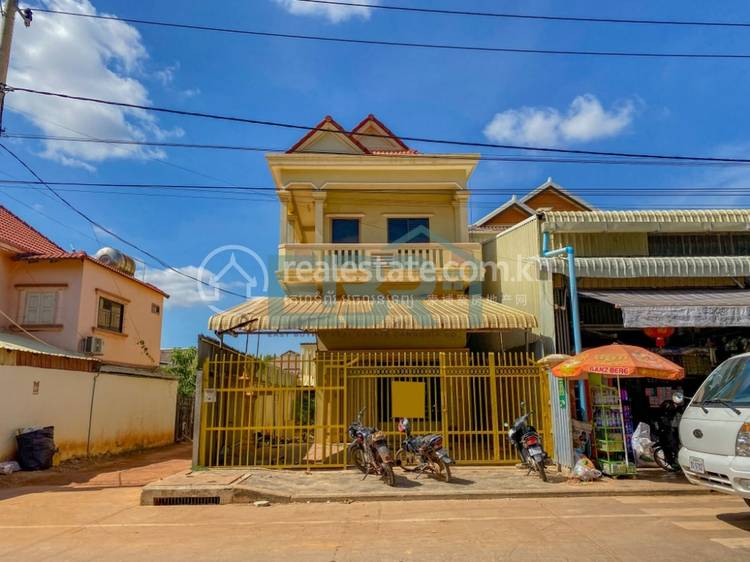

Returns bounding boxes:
[142,479,711,505]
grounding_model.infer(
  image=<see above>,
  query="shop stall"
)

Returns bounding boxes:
[552,343,684,477]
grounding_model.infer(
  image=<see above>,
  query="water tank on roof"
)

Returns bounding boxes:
[94,247,136,276]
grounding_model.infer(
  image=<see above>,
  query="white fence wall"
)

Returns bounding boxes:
[0,366,177,462]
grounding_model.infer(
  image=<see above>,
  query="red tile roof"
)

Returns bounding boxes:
[0,205,66,255]
[286,115,413,155]
[1,205,167,297]
[351,114,412,151]
[287,115,371,154]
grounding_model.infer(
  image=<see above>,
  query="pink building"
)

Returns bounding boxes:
[0,206,167,369]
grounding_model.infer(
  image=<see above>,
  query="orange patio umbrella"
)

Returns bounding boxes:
[551,343,684,381]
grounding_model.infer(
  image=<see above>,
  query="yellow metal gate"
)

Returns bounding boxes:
[199,351,551,468]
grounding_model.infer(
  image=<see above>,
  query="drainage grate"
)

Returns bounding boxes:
[153,496,221,506]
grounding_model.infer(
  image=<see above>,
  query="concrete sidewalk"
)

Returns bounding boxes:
[141,465,709,505]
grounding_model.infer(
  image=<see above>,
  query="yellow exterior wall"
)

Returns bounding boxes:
[481,218,556,352]
[0,366,177,461]
[4,258,164,368]
[552,232,649,257]
[6,259,85,351]
[78,259,164,368]
[323,192,456,243]
[0,252,12,331]
[317,330,467,351]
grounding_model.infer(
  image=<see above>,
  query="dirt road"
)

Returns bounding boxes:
[0,486,748,561]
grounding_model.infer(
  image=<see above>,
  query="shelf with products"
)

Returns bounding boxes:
[590,374,636,477]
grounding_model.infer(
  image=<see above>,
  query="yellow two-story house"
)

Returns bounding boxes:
[210,115,536,351]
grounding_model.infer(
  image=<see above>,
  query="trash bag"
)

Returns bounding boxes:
[632,422,657,468]
[16,426,56,471]
[0,461,21,475]
[571,455,602,481]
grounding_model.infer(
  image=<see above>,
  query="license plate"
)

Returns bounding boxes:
[528,445,543,456]
[689,456,705,474]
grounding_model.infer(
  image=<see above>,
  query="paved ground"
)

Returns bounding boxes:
[143,464,706,504]
[0,443,191,491]
[0,487,749,560]
[2,446,749,560]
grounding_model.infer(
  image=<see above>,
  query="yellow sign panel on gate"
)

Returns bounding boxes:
[392,381,425,418]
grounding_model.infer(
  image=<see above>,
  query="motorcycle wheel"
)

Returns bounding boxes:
[537,461,548,482]
[349,447,367,474]
[436,458,452,483]
[382,463,396,487]
[654,447,678,472]
[395,448,417,472]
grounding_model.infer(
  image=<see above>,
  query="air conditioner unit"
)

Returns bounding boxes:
[82,336,104,355]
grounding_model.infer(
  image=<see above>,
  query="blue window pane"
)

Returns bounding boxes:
[387,218,430,243]
[331,219,360,243]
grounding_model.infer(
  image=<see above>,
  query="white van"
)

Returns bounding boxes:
[678,352,750,506]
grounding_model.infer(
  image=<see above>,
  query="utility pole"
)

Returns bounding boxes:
[0,0,32,132]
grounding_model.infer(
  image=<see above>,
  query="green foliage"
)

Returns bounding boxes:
[169,347,199,396]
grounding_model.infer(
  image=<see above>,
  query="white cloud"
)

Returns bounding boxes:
[272,0,377,23]
[483,94,637,147]
[142,265,224,308]
[7,0,183,168]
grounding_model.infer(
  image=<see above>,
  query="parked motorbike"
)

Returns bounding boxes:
[347,407,396,486]
[395,418,454,482]
[652,391,687,472]
[505,401,548,482]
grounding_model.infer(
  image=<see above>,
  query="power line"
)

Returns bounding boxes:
[31,7,750,60]
[0,142,249,299]
[6,132,750,168]
[7,86,750,165]
[3,180,750,200]
[297,0,750,29]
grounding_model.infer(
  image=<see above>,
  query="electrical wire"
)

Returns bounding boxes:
[7,86,750,164]
[0,142,250,299]
[6,132,750,168]
[4,179,750,197]
[30,7,750,60]
[296,0,750,29]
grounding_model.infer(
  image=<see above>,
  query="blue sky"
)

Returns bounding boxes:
[2,0,750,352]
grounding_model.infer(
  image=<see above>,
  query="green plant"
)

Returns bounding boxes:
[169,347,199,396]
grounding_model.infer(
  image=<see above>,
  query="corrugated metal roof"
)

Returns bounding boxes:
[208,297,537,333]
[543,209,750,232]
[540,256,750,278]
[0,332,97,360]
[581,289,750,307]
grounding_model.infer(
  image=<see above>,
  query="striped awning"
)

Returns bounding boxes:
[543,210,750,233]
[208,297,537,333]
[581,289,750,327]
[539,256,750,278]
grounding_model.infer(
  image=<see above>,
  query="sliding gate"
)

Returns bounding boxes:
[198,351,551,468]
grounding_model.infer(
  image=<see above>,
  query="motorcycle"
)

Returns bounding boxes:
[652,391,687,472]
[505,401,548,482]
[395,418,454,482]
[347,407,396,486]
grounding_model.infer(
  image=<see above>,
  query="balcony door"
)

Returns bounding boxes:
[331,218,360,244]
[387,217,430,243]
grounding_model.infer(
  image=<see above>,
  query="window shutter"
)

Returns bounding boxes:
[24,293,41,324]
[39,293,57,324]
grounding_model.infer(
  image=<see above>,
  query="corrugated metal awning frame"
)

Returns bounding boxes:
[208,296,538,334]
[539,256,750,278]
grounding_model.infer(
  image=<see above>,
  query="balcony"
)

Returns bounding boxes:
[277,242,483,291]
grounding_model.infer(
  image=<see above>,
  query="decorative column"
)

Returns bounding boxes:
[312,191,327,244]
[278,190,291,245]
[453,191,470,243]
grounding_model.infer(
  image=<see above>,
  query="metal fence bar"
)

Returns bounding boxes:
[197,350,549,468]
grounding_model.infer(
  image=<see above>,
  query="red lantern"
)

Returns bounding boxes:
[644,327,675,348]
